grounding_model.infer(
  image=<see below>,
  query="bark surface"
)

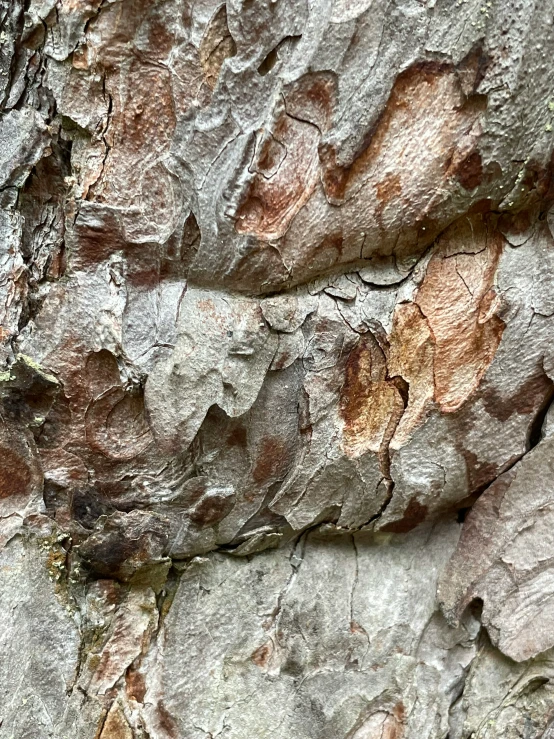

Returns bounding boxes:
[2,0,554,736]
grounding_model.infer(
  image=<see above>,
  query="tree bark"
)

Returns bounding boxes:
[2,0,554,736]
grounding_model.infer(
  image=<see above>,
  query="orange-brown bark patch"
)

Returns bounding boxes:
[355,709,405,739]
[383,713,405,739]
[320,60,484,205]
[415,216,505,413]
[340,335,404,459]
[376,173,402,204]
[392,701,406,723]
[199,6,236,90]
[98,702,133,739]
[388,302,435,449]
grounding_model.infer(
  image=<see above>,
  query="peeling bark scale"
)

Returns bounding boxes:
[2,0,554,736]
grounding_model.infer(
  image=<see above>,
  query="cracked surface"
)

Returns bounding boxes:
[3,0,554,736]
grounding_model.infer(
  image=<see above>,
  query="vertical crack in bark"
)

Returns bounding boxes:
[527,373,554,450]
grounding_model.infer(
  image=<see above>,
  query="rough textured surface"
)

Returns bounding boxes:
[2,0,554,736]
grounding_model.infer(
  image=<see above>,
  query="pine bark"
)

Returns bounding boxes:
[2,0,554,737]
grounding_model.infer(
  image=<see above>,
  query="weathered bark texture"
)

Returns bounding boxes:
[2,0,554,736]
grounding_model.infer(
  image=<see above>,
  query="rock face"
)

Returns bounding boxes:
[2,0,554,736]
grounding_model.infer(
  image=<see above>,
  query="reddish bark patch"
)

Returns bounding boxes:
[0,447,33,499]
[482,372,553,423]
[252,435,290,484]
[85,350,120,398]
[251,641,273,668]
[257,134,286,174]
[235,110,321,239]
[227,425,248,447]
[125,667,146,703]
[356,707,405,739]
[285,71,337,131]
[126,263,161,289]
[0,425,42,507]
[85,41,177,209]
[454,151,483,190]
[72,206,126,269]
[234,72,337,240]
[189,491,235,527]
[120,61,176,157]
[462,449,500,495]
[145,14,176,59]
[156,701,178,738]
[467,198,493,214]
[381,498,428,534]
[318,144,349,204]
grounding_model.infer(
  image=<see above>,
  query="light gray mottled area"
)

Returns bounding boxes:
[145,522,469,739]
[145,288,278,452]
[0,528,80,739]
[440,437,554,663]
[460,639,554,739]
